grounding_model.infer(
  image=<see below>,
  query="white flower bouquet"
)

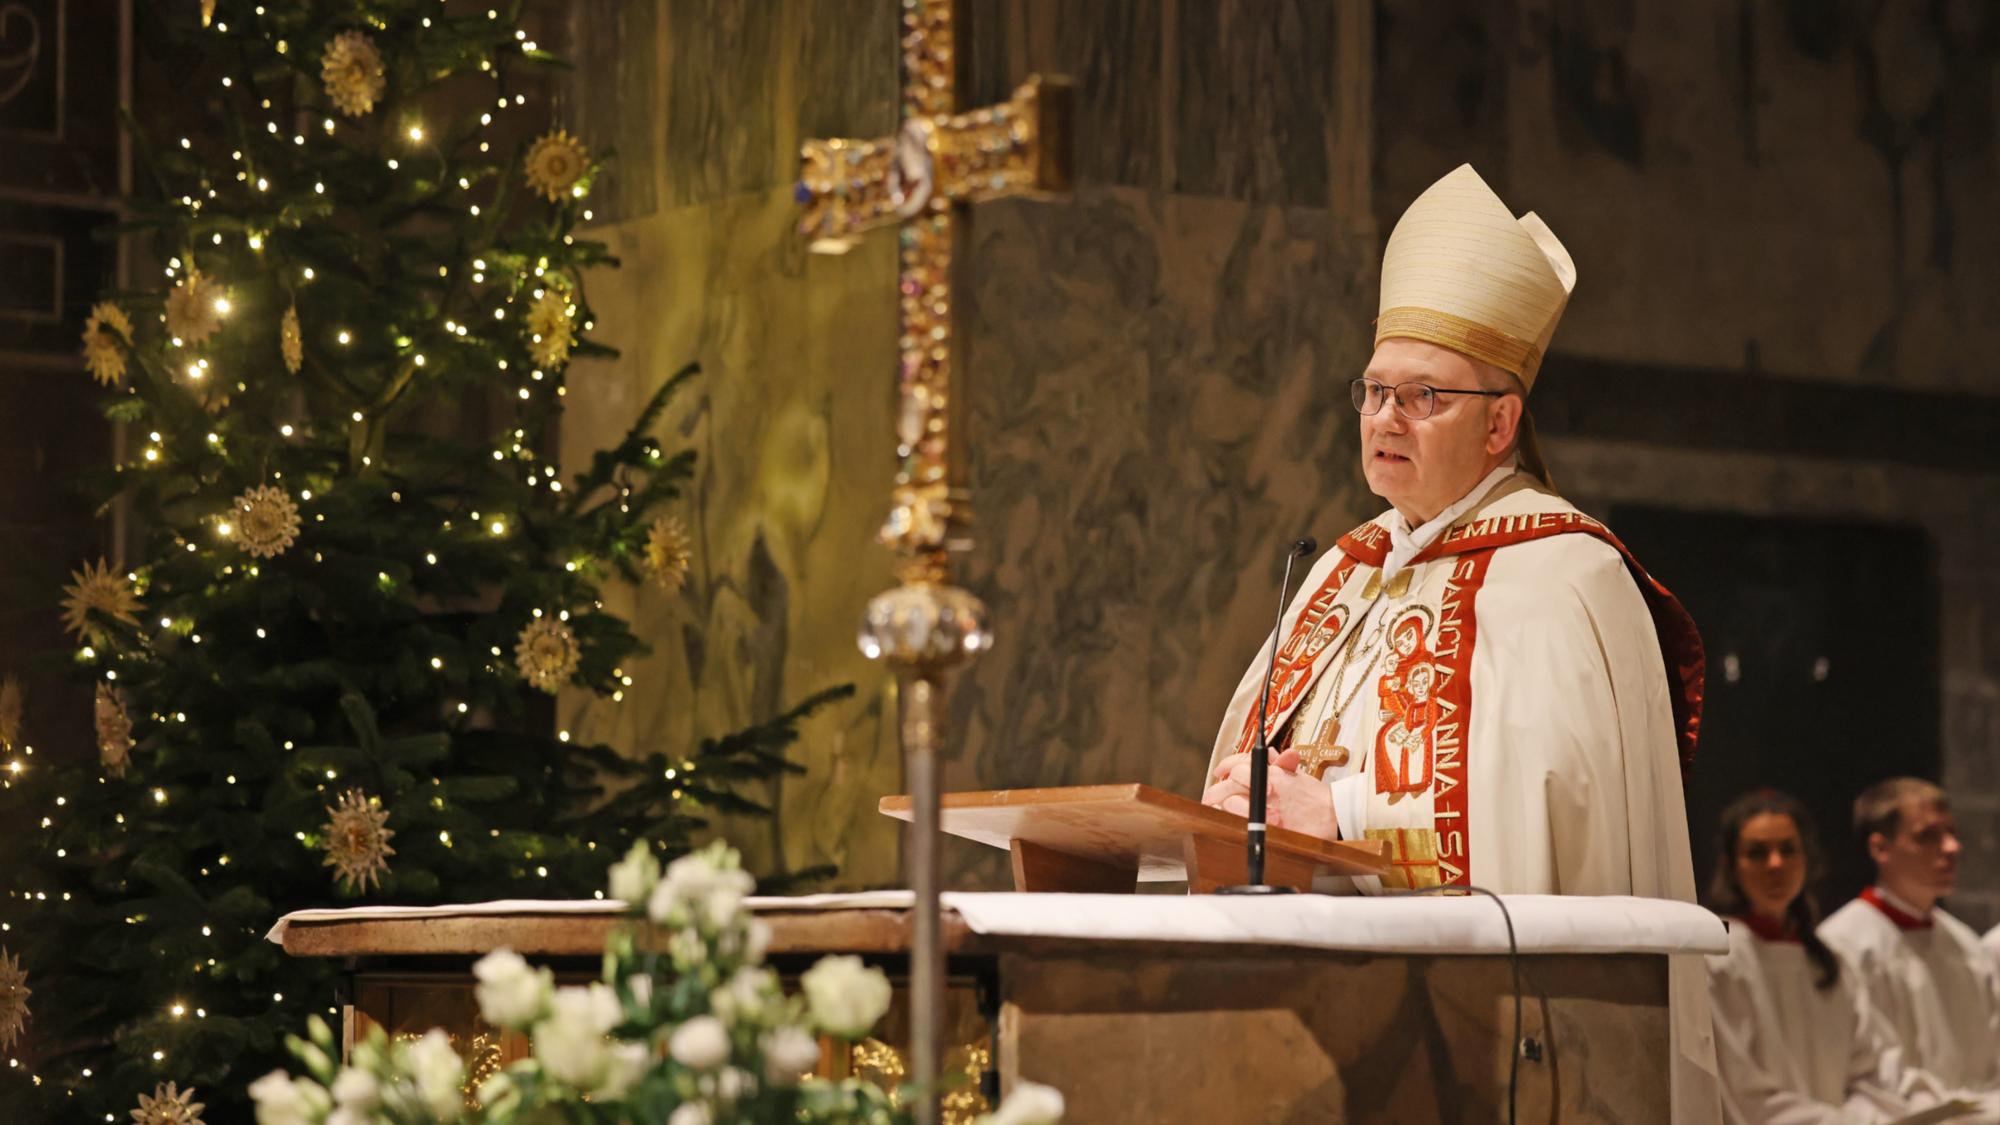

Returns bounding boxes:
[252,841,1061,1124]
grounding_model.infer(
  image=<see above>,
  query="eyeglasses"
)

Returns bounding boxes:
[1349,377,1509,420]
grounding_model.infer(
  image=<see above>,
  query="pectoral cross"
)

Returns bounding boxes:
[1295,717,1350,780]
[796,7,1070,1122]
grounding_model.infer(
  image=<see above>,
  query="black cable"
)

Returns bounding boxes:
[1383,883,1523,1125]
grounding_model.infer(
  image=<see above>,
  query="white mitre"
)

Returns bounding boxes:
[1375,164,1576,481]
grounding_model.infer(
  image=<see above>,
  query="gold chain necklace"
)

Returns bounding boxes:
[1290,562,1425,778]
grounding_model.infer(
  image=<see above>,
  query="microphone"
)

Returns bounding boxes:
[1219,535,1319,895]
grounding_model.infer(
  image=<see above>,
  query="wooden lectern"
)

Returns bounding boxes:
[879,783,1389,892]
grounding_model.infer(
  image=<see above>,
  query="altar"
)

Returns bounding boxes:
[272,891,1726,1123]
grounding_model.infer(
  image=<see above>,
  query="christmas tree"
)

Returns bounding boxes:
[0,2,846,1120]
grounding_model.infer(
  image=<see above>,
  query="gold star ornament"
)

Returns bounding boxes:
[524,129,591,202]
[280,303,303,374]
[526,286,576,370]
[131,1080,206,1125]
[97,682,134,778]
[82,302,134,386]
[514,616,580,694]
[323,789,396,893]
[645,517,693,591]
[321,31,386,118]
[0,946,27,1051]
[164,267,225,348]
[61,559,143,644]
[233,484,302,560]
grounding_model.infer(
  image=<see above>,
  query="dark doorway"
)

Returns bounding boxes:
[1609,507,1940,911]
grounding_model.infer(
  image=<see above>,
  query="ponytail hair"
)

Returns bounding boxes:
[1705,788,1840,990]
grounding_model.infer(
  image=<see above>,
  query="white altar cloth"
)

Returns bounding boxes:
[270,891,1725,958]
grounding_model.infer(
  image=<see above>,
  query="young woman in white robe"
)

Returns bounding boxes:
[1704,790,1959,1124]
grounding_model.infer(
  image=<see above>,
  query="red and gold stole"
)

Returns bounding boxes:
[1318,509,1704,890]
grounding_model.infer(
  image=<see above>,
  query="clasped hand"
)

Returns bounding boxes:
[1200,748,1338,841]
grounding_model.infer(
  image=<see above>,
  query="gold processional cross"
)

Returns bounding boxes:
[796,3,1070,1120]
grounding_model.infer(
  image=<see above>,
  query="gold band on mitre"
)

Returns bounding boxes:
[1374,306,1545,387]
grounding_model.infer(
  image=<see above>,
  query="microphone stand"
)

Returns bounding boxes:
[1219,537,1316,895]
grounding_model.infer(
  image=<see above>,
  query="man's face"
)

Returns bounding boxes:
[1873,798,1961,901]
[1359,339,1516,523]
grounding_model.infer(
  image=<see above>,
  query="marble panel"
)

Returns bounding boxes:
[657,0,786,205]
[1000,950,1671,1122]
[562,185,905,887]
[1169,1,1343,206]
[946,185,1377,886]
[962,0,1166,191]
[569,0,662,222]
[1379,0,2000,392]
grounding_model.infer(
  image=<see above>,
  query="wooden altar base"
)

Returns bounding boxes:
[280,903,1672,1123]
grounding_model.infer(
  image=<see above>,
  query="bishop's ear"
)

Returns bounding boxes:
[1485,393,1525,457]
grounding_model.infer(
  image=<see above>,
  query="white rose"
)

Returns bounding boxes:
[647,874,686,926]
[669,1014,732,1070]
[648,852,713,925]
[328,1110,371,1125]
[596,1040,650,1100]
[476,1072,520,1115]
[668,1103,712,1125]
[762,1025,822,1084]
[745,919,773,963]
[800,955,892,1037]
[712,1066,752,1103]
[982,1081,1066,1125]
[330,1067,381,1110]
[474,949,553,1029]
[406,1029,465,1120]
[702,882,748,929]
[652,851,754,929]
[608,842,661,905]
[710,967,773,1025]
[533,983,623,1088]
[667,926,707,967]
[250,1071,331,1125]
[627,972,655,1009]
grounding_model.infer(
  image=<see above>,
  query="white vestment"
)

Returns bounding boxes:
[1207,469,1718,1120]
[1708,919,1943,1124]
[1821,893,2000,1098]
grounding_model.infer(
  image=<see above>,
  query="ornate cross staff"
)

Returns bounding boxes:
[796,2,1070,1118]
